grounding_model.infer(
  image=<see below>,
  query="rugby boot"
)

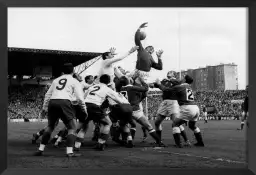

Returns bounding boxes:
[184,140,192,147]
[98,143,106,151]
[141,136,148,143]
[33,150,43,156]
[194,142,204,147]
[66,153,81,158]
[126,140,134,148]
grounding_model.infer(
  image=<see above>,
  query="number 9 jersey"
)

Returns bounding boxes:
[42,74,85,111]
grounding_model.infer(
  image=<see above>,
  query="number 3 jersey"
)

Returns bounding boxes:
[120,85,148,111]
[43,74,85,110]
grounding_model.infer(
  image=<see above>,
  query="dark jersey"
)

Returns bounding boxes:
[157,83,196,105]
[120,85,148,111]
[173,83,196,105]
[135,29,162,72]
[154,79,182,100]
[243,96,248,112]
[203,107,207,113]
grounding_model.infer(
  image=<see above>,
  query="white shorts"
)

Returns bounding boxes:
[179,105,200,122]
[130,69,150,84]
[157,100,180,117]
[132,108,145,120]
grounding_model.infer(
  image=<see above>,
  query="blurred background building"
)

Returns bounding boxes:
[176,63,238,91]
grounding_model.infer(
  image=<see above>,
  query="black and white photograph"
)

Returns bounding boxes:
[7,7,248,168]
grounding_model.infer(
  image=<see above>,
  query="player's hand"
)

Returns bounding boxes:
[155,78,161,85]
[109,47,116,55]
[129,46,139,54]
[149,83,155,88]
[139,22,148,28]
[156,50,164,58]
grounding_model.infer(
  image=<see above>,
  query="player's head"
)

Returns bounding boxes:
[116,76,129,92]
[99,74,111,85]
[63,63,74,75]
[102,52,115,60]
[73,73,82,82]
[184,75,193,84]
[145,46,154,54]
[85,75,94,84]
[167,71,176,80]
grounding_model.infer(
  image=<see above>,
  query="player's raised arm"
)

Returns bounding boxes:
[42,82,54,111]
[104,46,139,66]
[151,49,163,70]
[135,22,148,50]
[114,67,124,78]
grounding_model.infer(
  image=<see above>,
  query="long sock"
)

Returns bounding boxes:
[130,128,136,139]
[66,134,76,148]
[179,125,188,142]
[149,129,161,144]
[41,132,51,145]
[194,127,204,144]
[172,127,182,147]
[142,127,147,137]
[37,129,45,136]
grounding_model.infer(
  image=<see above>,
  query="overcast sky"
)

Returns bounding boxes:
[8,8,247,89]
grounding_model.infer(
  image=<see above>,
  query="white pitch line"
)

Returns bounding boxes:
[152,149,246,164]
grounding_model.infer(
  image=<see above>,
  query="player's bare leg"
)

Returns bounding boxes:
[74,122,89,151]
[172,117,183,148]
[95,116,112,151]
[92,122,101,141]
[188,121,204,147]
[53,127,68,147]
[179,124,191,147]
[141,126,148,142]
[136,116,165,147]
[154,114,165,141]
[129,119,137,139]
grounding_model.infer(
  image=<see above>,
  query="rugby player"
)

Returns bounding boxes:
[238,85,249,130]
[97,46,139,89]
[118,76,165,147]
[34,63,88,157]
[154,75,204,148]
[132,22,163,83]
[74,74,129,151]
[202,105,208,123]
[154,72,191,147]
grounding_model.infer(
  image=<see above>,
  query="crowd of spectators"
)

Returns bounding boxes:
[142,90,246,120]
[8,84,246,120]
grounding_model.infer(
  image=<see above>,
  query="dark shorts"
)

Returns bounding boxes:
[73,105,87,123]
[85,103,105,123]
[48,99,75,128]
[110,104,133,124]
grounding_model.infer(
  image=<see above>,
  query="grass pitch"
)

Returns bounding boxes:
[8,120,247,169]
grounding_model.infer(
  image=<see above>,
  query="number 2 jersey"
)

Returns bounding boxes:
[158,83,196,106]
[43,74,86,111]
[120,84,148,111]
[85,83,128,106]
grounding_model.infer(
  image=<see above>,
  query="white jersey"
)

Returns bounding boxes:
[42,74,86,111]
[98,59,115,82]
[85,83,127,106]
